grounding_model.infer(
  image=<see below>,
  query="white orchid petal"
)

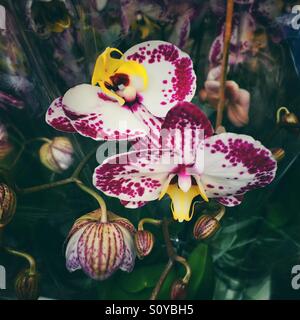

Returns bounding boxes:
[124,41,196,117]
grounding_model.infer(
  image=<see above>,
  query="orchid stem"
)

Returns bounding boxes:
[17,144,107,220]
[18,146,97,193]
[74,179,107,223]
[162,218,176,259]
[5,248,37,275]
[276,106,290,124]
[175,256,192,284]
[215,0,234,131]
[138,218,162,231]
[150,260,173,300]
[19,177,75,194]
[8,123,26,142]
[9,137,51,170]
[150,218,191,300]
[71,146,98,179]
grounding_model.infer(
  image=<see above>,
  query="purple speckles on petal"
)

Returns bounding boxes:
[124,41,196,117]
[46,97,76,133]
[201,133,277,203]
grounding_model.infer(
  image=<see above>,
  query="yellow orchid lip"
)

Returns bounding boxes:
[159,175,209,223]
[91,47,148,105]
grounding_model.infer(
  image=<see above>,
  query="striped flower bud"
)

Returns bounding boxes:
[15,269,39,300]
[39,137,74,173]
[170,279,187,300]
[193,214,220,240]
[0,124,13,160]
[65,209,136,280]
[0,183,17,227]
[134,230,154,259]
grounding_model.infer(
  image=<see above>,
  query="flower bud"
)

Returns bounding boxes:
[15,269,39,300]
[134,230,154,259]
[170,279,187,300]
[0,124,13,160]
[39,137,74,173]
[66,209,136,280]
[282,112,299,125]
[193,214,220,240]
[0,183,17,227]
[271,148,285,162]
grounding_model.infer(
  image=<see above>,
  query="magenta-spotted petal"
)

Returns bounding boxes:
[124,41,196,118]
[47,84,149,141]
[77,222,125,280]
[217,195,244,207]
[196,133,276,204]
[160,102,213,164]
[46,97,76,133]
[120,200,147,209]
[93,149,178,202]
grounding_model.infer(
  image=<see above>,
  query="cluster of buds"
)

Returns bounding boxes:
[39,137,74,173]
[65,209,136,280]
[193,206,225,240]
[0,183,16,227]
[0,123,13,160]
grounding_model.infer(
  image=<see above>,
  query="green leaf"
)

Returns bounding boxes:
[186,243,215,299]
[118,264,167,294]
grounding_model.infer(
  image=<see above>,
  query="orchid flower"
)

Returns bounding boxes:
[66,209,136,280]
[205,11,254,128]
[26,0,72,37]
[201,66,250,127]
[93,102,277,222]
[46,40,196,141]
[209,12,256,67]
[0,6,34,110]
[120,0,199,48]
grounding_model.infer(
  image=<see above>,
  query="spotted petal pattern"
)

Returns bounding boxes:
[124,41,196,118]
[93,149,179,202]
[46,97,76,133]
[161,102,214,163]
[196,133,277,204]
[47,84,149,141]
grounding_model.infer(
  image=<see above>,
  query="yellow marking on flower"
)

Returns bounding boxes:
[92,47,148,105]
[195,178,209,202]
[166,184,200,222]
[159,175,209,222]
